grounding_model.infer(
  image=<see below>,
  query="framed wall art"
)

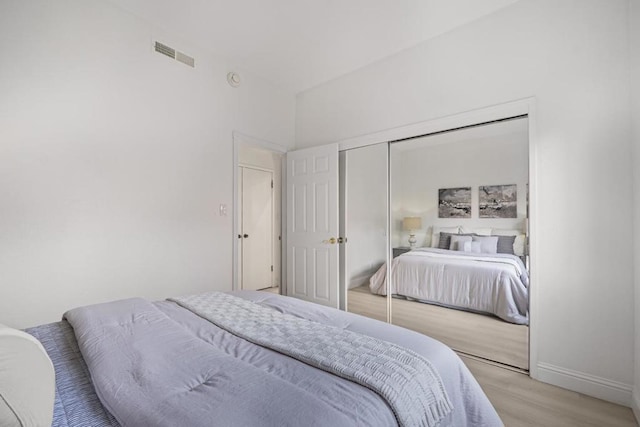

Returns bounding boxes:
[438,187,471,218]
[479,184,517,218]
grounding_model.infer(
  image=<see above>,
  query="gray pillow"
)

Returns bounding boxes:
[496,235,516,254]
[438,232,457,249]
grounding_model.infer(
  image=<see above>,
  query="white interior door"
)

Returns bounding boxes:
[286,144,339,308]
[241,167,273,291]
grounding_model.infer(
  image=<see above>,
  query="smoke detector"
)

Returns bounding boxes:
[227,72,241,87]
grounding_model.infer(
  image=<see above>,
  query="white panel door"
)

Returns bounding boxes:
[286,144,339,308]
[241,167,273,291]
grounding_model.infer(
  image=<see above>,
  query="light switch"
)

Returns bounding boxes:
[219,204,228,216]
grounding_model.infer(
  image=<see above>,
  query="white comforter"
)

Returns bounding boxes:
[369,248,529,324]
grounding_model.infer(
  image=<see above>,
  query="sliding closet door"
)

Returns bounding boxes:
[341,143,389,322]
[389,117,530,370]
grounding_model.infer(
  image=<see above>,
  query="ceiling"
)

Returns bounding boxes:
[106,0,520,93]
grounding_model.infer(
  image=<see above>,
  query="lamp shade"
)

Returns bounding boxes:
[402,217,422,231]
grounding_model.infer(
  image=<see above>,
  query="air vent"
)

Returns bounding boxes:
[176,51,195,68]
[154,41,175,59]
[154,41,195,68]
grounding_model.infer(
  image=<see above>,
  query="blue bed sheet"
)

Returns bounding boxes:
[26,321,120,427]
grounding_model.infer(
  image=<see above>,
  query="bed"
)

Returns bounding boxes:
[3,291,503,426]
[369,247,529,325]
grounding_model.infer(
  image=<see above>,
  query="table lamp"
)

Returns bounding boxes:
[402,217,422,248]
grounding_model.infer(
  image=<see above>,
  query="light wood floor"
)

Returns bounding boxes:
[260,287,637,426]
[462,355,637,426]
[347,285,529,370]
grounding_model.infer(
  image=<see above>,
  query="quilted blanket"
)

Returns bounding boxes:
[61,291,503,426]
[170,292,452,427]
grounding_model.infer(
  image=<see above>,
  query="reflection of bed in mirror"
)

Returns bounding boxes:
[370,227,529,325]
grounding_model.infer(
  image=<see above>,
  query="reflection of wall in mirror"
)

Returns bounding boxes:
[345,144,387,289]
[391,123,528,248]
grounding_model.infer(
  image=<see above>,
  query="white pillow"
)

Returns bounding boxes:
[463,241,483,253]
[0,325,55,427]
[491,228,526,256]
[430,226,460,248]
[460,227,492,236]
[490,228,520,236]
[450,235,472,251]
[472,235,499,254]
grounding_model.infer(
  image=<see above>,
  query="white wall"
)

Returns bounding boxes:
[0,0,295,329]
[344,143,388,289]
[631,0,640,419]
[296,0,634,404]
[390,120,528,248]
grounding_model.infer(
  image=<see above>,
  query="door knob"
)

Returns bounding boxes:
[244,234,249,238]
[238,234,242,239]
[337,237,346,244]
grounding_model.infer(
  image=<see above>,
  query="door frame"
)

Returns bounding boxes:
[333,97,539,380]
[232,131,287,292]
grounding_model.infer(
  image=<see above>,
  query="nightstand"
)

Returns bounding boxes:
[392,247,412,258]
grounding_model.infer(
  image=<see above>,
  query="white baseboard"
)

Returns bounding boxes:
[632,387,640,425]
[536,362,632,407]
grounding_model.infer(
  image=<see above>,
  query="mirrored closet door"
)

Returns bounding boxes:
[339,117,530,370]
[340,143,389,322]
[389,117,530,370]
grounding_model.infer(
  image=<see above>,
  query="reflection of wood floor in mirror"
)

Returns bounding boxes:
[348,285,529,370]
